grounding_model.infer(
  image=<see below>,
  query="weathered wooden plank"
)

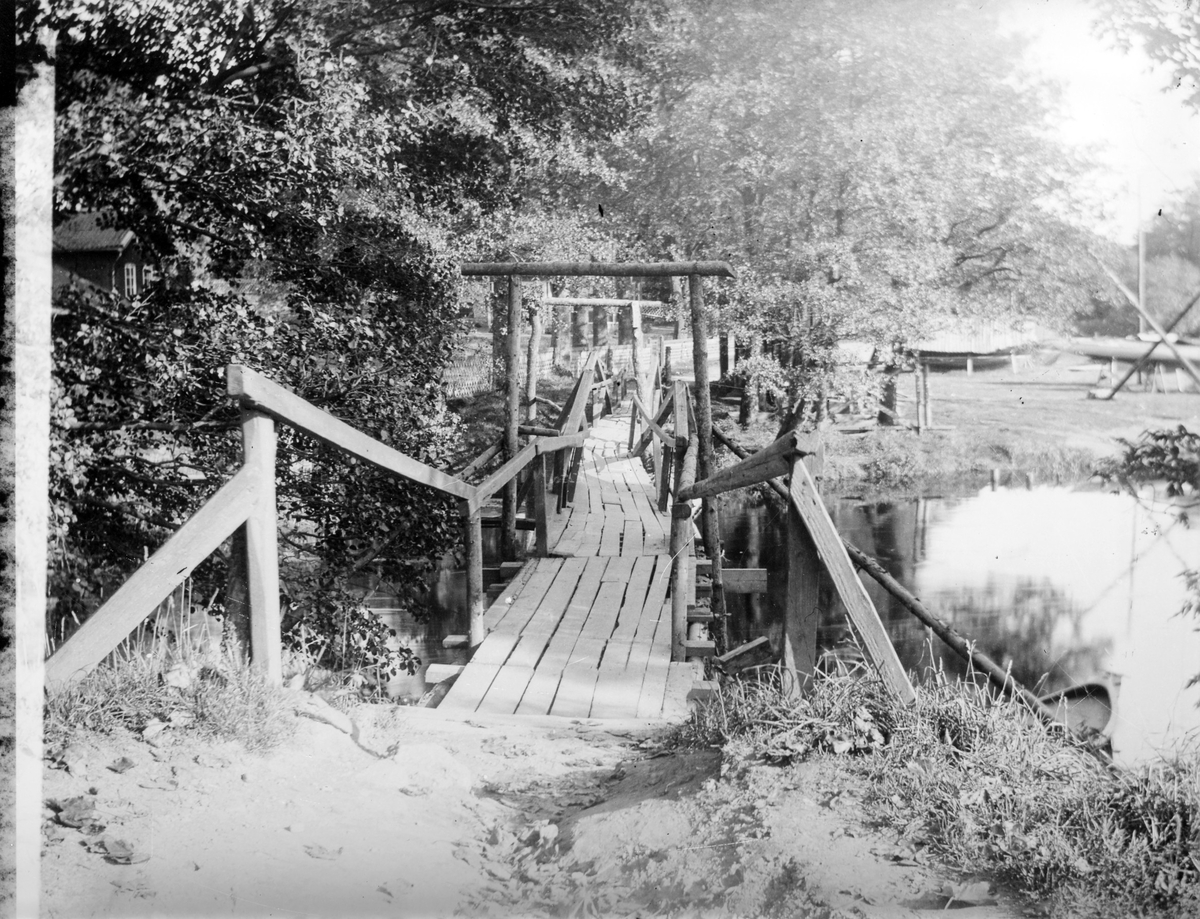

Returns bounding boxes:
[550,637,605,717]
[598,518,623,556]
[622,518,644,556]
[483,559,543,632]
[784,454,822,695]
[515,559,610,715]
[438,662,502,712]
[46,467,260,686]
[661,661,699,720]
[469,632,521,667]
[788,460,916,704]
[722,568,768,593]
[488,558,564,636]
[228,364,474,501]
[475,665,537,715]
[517,556,588,640]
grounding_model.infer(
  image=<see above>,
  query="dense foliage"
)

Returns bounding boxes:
[26,0,661,656]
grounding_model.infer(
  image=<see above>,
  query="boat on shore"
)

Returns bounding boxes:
[1055,337,1200,367]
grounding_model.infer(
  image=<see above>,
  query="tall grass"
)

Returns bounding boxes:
[45,585,294,753]
[685,667,1200,918]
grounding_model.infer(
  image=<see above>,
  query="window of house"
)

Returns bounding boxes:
[124,263,137,297]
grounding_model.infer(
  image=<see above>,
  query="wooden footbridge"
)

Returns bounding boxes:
[45,260,917,722]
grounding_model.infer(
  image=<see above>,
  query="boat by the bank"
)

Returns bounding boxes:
[1038,681,1117,738]
[1055,336,1200,367]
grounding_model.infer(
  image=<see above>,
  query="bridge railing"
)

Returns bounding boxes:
[46,357,604,687]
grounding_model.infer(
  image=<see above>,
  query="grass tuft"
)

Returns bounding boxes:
[46,610,295,754]
[686,667,1200,918]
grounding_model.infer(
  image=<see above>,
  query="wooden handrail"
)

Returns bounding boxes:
[46,465,263,685]
[677,429,820,501]
[228,364,477,503]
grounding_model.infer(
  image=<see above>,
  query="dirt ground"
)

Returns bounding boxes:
[912,353,1200,457]
[40,699,1021,919]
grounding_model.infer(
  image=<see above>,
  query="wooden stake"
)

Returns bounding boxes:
[503,276,522,559]
[242,411,281,683]
[463,506,485,647]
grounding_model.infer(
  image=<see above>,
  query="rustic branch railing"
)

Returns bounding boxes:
[46,357,604,686]
[680,422,915,702]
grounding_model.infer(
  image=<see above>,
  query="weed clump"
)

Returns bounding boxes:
[688,668,1200,918]
[46,643,295,754]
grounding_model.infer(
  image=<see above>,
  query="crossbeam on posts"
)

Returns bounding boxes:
[461,261,736,278]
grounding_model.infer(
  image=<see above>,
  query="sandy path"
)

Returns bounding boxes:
[41,704,1021,918]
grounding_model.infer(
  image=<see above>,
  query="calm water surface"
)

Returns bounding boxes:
[720,483,1200,767]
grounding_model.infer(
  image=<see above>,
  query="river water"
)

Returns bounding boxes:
[720,482,1200,767]
[363,481,1199,767]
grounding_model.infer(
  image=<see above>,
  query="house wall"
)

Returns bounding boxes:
[55,243,146,296]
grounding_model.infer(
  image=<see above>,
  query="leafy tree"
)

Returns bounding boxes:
[599,0,1111,417]
[25,0,662,667]
[1092,0,1200,113]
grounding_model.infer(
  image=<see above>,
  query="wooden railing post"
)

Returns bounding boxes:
[503,275,523,560]
[669,383,694,662]
[242,410,281,684]
[532,453,549,557]
[670,429,699,663]
[461,502,485,647]
[783,450,822,696]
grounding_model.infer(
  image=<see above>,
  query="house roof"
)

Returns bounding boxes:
[53,211,135,253]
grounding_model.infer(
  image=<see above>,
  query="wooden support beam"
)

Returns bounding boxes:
[677,429,820,501]
[471,441,539,513]
[722,568,768,593]
[631,394,671,447]
[462,507,485,647]
[46,466,261,685]
[526,301,541,425]
[242,411,281,684]
[670,426,698,663]
[532,453,549,557]
[542,297,667,308]
[519,424,560,438]
[787,460,915,703]
[534,431,588,455]
[425,664,465,683]
[715,636,773,674]
[631,394,675,458]
[227,364,475,502]
[1090,285,1200,400]
[456,438,503,481]
[503,276,523,560]
[783,452,822,697]
[461,261,737,278]
[1098,261,1200,389]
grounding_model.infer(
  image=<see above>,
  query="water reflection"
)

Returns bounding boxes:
[720,485,1200,767]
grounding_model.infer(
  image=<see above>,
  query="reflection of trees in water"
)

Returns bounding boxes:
[916,578,1110,691]
[719,494,1111,691]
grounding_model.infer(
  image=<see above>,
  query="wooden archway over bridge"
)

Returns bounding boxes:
[459,261,737,637]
